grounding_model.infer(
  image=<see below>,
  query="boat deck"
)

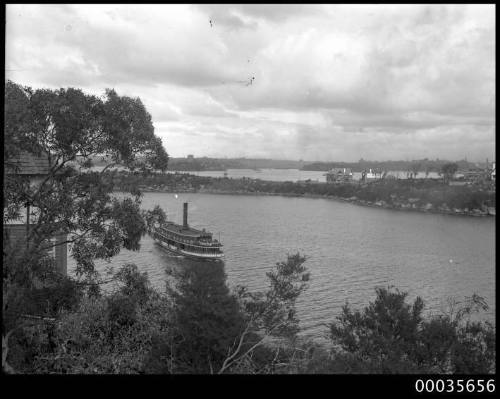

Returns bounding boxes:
[159,222,212,238]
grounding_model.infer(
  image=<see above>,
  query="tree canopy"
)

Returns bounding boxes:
[440,163,458,184]
[329,287,495,373]
[3,81,169,351]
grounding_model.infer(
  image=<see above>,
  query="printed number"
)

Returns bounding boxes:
[416,378,495,393]
[435,380,445,393]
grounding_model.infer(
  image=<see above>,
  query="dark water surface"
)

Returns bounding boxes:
[68,192,495,341]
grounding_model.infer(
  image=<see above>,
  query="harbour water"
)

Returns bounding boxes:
[68,192,495,341]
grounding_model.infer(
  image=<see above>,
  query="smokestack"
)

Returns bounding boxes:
[183,202,188,228]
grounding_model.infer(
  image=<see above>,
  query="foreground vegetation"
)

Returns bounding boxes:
[3,255,495,374]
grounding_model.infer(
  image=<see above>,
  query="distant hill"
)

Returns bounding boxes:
[168,157,305,171]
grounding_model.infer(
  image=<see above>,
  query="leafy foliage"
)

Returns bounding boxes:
[5,264,170,374]
[3,81,169,372]
[4,80,168,280]
[144,253,309,374]
[329,287,495,373]
[4,260,495,374]
[440,163,459,184]
[145,263,245,373]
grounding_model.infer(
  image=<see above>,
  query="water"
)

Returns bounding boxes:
[68,192,495,341]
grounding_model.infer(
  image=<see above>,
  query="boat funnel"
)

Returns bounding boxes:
[183,202,188,228]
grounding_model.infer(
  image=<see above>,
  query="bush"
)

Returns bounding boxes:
[107,294,137,329]
[328,287,495,373]
[144,263,245,374]
[114,263,152,304]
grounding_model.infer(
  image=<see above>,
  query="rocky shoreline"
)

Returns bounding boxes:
[137,187,496,217]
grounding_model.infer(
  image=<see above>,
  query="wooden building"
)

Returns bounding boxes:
[3,152,67,275]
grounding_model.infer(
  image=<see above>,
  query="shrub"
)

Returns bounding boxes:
[329,287,495,373]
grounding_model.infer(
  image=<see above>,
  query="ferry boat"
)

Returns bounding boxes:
[150,202,224,261]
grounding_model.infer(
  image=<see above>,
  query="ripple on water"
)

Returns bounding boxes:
[67,193,495,338]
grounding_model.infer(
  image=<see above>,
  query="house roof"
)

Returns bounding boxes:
[5,151,51,176]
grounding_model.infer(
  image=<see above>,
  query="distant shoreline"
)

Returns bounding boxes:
[134,188,495,218]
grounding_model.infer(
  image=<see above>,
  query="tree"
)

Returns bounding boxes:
[144,253,310,374]
[5,263,169,374]
[144,262,245,374]
[329,286,424,372]
[328,287,495,373]
[440,163,458,184]
[410,163,421,180]
[219,253,309,373]
[3,81,169,372]
[4,80,168,275]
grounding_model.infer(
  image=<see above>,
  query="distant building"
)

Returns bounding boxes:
[325,168,353,183]
[4,151,67,275]
[455,164,494,185]
[361,168,382,182]
[187,154,194,162]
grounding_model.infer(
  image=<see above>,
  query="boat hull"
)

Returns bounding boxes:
[154,238,224,261]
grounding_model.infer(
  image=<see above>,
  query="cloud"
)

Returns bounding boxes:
[5,4,495,161]
[196,4,324,24]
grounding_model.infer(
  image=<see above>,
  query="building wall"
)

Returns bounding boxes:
[3,224,68,275]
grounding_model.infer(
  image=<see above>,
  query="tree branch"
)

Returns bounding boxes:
[99,162,119,175]
[218,319,289,374]
[219,318,254,374]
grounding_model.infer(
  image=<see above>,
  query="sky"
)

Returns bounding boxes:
[5,4,496,162]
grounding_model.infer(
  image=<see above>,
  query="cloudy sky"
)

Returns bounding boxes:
[5,4,495,162]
